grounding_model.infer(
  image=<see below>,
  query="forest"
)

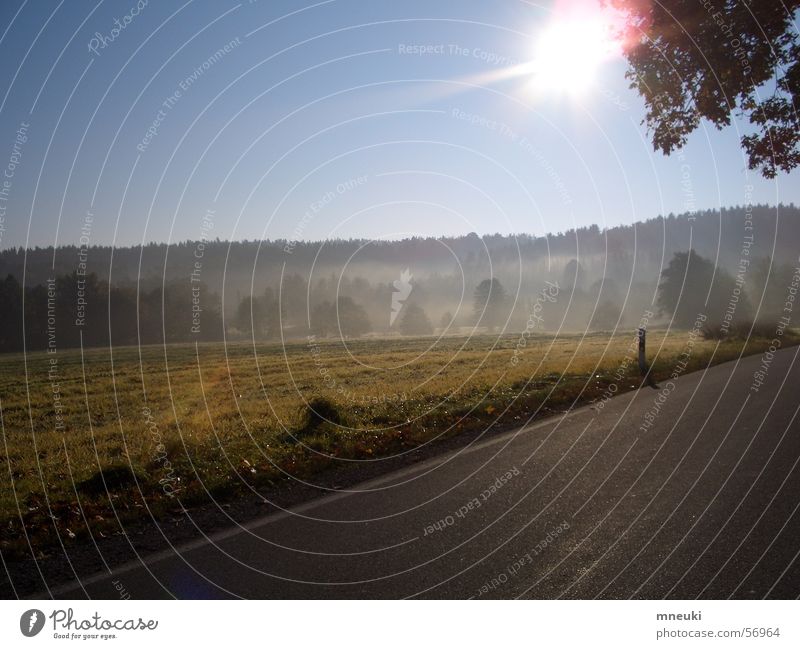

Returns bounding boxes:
[1,204,797,353]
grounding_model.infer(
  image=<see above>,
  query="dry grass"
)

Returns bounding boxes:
[0,328,791,557]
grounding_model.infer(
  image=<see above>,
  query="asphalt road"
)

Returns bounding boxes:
[48,346,800,599]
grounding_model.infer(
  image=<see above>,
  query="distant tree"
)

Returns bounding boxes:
[232,289,286,340]
[162,282,192,343]
[156,280,222,343]
[260,287,283,339]
[280,274,308,327]
[657,250,750,328]
[108,285,138,346]
[590,300,622,331]
[474,278,508,331]
[310,300,335,337]
[58,272,109,348]
[312,297,371,338]
[589,277,621,304]
[750,258,797,323]
[611,0,800,177]
[0,275,23,352]
[336,296,371,338]
[234,295,265,337]
[399,303,433,335]
[562,259,584,290]
[23,282,50,349]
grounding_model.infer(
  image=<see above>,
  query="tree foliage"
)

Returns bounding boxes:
[399,303,433,335]
[234,288,282,339]
[474,278,508,330]
[657,250,750,328]
[562,258,584,290]
[749,257,798,322]
[311,296,371,338]
[612,0,800,177]
[0,272,224,353]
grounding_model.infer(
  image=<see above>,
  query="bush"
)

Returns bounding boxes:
[732,320,776,339]
[297,396,343,437]
[701,320,776,341]
[77,464,145,496]
[700,324,726,340]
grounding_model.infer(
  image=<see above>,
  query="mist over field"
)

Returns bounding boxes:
[2,204,797,352]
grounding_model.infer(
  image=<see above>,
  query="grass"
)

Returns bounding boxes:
[0,328,794,559]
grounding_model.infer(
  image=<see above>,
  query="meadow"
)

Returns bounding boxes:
[0,328,791,558]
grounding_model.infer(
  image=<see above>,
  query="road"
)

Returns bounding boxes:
[49,346,800,599]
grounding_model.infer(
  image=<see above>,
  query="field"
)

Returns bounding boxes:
[0,328,792,559]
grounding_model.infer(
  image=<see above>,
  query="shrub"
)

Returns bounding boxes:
[732,320,776,339]
[701,320,777,341]
[297,396,343,437]
[77,464,145,496]
[700,324,726,340]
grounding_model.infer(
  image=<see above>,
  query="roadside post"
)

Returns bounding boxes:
[638,327,647,375]
[638,327,658,389]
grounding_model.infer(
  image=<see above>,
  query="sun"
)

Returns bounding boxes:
[528,4,623,98]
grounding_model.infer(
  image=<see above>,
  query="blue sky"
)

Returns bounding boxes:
[0,0,796,249]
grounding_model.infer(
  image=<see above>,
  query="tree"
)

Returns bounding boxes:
[749,257,797,323]
[312,297,371,338]
[612,0,800,177]
[158,280,223,343]
[259,287,283,339]
[562,258,584,290]
[336,296,371,337]
[234,295,266,337]
[234,289,284,340]
[0,274,23,352]
[591,300,622,331]
[589,277,621,304]
[657,250,750,328]
[310,300,335,337]
[108,285,139,346]
[474,278,508,331]
[280,273,308,327]
[399,303,433,335]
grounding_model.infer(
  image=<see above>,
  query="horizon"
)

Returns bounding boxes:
[0,201,794,252]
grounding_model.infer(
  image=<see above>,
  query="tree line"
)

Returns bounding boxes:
[0,248,796,353]
[4,206,798,296]
[0,272,224,353]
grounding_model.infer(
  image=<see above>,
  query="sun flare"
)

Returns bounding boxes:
[529,4,624,98]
